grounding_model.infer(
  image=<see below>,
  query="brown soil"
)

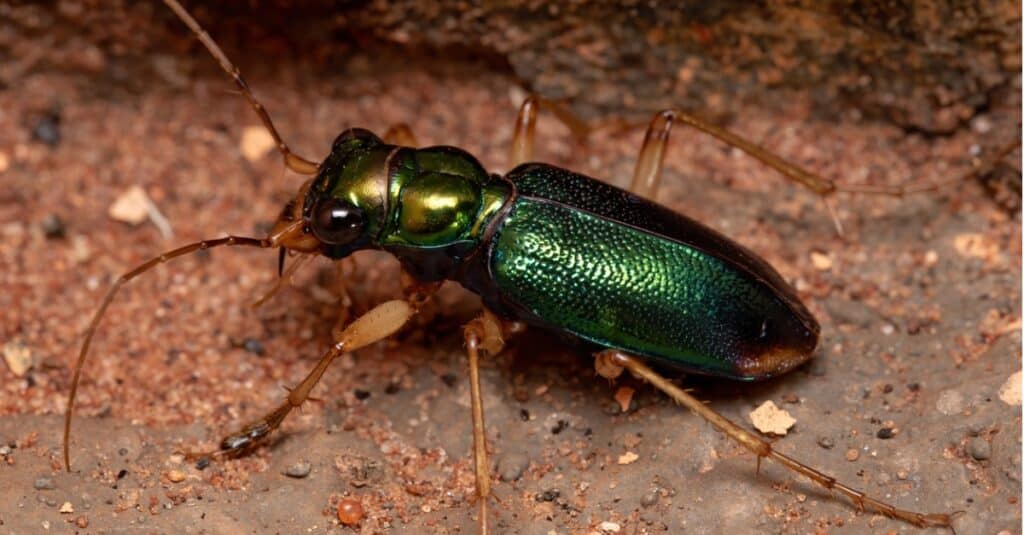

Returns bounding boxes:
[1,3,1020,534]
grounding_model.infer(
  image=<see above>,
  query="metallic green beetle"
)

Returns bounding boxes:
[298,128,818,381]
[64,1,956,533]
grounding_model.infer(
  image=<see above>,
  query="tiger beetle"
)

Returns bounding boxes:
[63,1,961,532]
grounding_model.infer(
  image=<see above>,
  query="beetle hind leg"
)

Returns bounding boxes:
[594,350,957,530]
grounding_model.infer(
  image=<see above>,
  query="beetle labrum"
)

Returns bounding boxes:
[62,1,960,532]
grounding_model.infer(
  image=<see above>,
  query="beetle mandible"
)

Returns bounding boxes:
[62,1,960,532]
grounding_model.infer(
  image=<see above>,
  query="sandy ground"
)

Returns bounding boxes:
[1,5,1021,535]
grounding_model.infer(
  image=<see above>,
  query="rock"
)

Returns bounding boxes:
[3,341,33,377]
[749,400,796,435]
[240,125,275,163]
[108,186,153,225]
[32,111,60,147]
[33,476,55,490]
[40,214,65,239]
[242,337,265,356]
[640,490,659,508]
[999,371,1021,406]
[617,451,639,465]
[284,460,312,478]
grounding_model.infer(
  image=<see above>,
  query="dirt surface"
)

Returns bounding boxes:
[1,3,1022,534]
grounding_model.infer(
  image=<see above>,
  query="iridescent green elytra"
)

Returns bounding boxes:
[304,129,818,380]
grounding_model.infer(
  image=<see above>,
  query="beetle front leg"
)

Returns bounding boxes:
[594,350,958,530]
[206,300,418,460]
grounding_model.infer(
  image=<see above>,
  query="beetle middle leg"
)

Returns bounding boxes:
[594,350,957,529]
[462,310,525,534]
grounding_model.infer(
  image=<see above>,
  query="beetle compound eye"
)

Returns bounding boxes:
[310,198,365,244]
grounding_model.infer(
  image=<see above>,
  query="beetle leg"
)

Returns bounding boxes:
[462,310,525,534]
[596,350,958,530]
[630,111,675,199]
[383,123,419,147]
[626,109,851,232]
[509,97,540,166]
[509,95,593,168]
[205,299,419,460]
[162,0,318,175]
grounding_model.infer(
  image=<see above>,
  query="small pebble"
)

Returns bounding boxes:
[817,437,835,449]
[535,489,560,502]
[59,501,74,514]
[195,457,210,470]
[33,476,55,490]
[3,341,33,377]
[749,400,796,435]
[75,516,89,528]
[640,490,659,508]
[876,427,896,439]
[242,337,265,356]
[614,386,635,412]
[498,452,529,482]
[845,448,860,462]
[968,437,991,461]
[810,251,832,271]
[32,111,61,147]
[617,451,639,465]
[284,460,311,478]
[337,498,364,526]
[40,214,65,239]
[240,125,275,162]
[108,186,153,225]
[998,371,1021,406]
[165,470,185,483]
[599,521,621,533]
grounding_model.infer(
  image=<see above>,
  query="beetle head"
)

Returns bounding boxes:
[270,129,390,259]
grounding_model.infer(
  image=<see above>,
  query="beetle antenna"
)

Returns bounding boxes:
[64,236,271,472]
[161,0,319,175]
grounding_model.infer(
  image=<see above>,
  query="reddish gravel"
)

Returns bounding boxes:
[0,4,1020,534]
